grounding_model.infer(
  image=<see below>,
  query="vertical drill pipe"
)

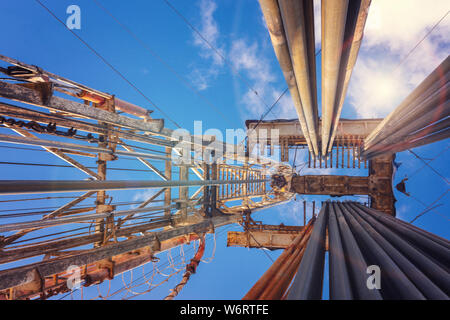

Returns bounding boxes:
[303,200,307,226]
[287,202,329,300]
[278,0,319,156]
[258,0,315,154]
[349,202,450,297]
[364,82,450,157]
[333,202,382,299]
[363,56,450,154]
[345,202,448,299]
[326,0,371,154]
[339,203,425,299]
[376,208,450,249]
[328,202,353,299]
[366,127,450,159]
[353,203,450,270]
[365,57,450,146]
[321,0,349,155]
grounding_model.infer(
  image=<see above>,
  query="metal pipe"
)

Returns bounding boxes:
[321,0,349,155]
[353,203,450,270]
[366,70,450,148]
[287,202,328,299]
[278,0,319,156]
[115,97,152,119]
[259,226,313,300]
[345,202,447,299]
[378,209,450,249]
[365,127,450,158]
[407,117,450,143]
[363,56,450,156]
[258,0,315,154]
[243,218,314,300]
[76,93,152,119]
[333,202,382,299]
[0,178,269,195]
[365,56,450,145]
[328,202,353,299]
[349,202,450,297]
[326,0,371,154]
[364,81,450,155]
[339,203,425,299]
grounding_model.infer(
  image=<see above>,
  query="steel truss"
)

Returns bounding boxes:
[0,55,293,299]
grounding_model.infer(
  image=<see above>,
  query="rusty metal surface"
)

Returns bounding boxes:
[227,230,303,250]
[290,154,396,215]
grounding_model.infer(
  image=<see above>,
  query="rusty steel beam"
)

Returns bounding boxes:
[1,232,203,300]
[0,102,175,148]
[290,154,396,215]
[0,214,241,293]
[246,118,381,145]
[0,54,152,120]
[291,175,370,195]
[227,229,304,250]
[0,81,164,133]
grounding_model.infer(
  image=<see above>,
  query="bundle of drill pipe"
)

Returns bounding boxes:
[286,202,450,300]
[242,217,315,300]
[362,55,449,158]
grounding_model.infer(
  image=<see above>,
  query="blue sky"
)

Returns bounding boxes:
[0,0,449,300]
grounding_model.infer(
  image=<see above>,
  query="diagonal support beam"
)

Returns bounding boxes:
[1,191,96,247]
[5,126,101,180]
[118,139,168,180]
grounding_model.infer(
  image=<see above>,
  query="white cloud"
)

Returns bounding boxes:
[348,0,450,118]
[189,0,291,120]
[193,0,225,66]
[189,0,225,90]
[228,38,286,119]
[132,189,161,206]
